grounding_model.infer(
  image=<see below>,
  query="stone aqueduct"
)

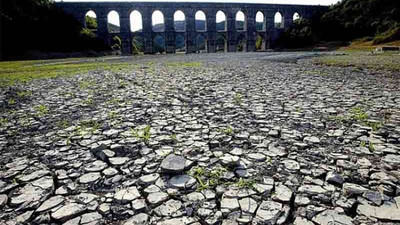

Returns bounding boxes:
[56,2,327,55]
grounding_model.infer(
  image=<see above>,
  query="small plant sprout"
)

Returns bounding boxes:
[236,178,256,189]
[233,93,243,105]
[34,104,49,116]
[131,125,151,144]
[220,126,234,135]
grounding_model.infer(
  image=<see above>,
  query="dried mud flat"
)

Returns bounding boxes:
[0,52,400,225]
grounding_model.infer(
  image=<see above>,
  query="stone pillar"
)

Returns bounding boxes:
[246,10,256,52]
[141,8,153,54]
[206,9,217,53]
[185,9,196,53]
[96,11,110,46]
[265,11,275,49]
[120,9,132,55]
[226,10,236,52]
[164,9,176,53]
[284,11,293,29]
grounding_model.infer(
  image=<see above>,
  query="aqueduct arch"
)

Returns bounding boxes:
[56,1,327,54]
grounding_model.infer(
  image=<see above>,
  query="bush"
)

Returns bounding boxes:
[373,27,400,44]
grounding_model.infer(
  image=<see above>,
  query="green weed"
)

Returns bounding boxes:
[131,125,151,144]
[34,105,49,116]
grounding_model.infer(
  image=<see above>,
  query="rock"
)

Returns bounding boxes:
[157,217,195,225]
[239,197,258,214]
[220,154,240,167]
[16,210,34,224]
[272,184,292,203]
[131,198,147,211]
[84,160,108,172]
[78,172,101,184]
[304,136,320,144]
[18,170,51,182]
[343,183,368,195]
[160,154,186,173]
[282,160,300,171]
[187,192,205,202]
[221,197,240,211]
[36,195,65,212]
[298,185,329,195]
[109,157,130,166]
[80,212,102,224]
[10,176,54,208]
[147,192,169,205]
[139,173,160,185]
[312,210,353,225]
[154,199,182,217]
[124,213,149,225]
[325,171,344,185]
[357,203,400,221]
[294,217,314,225]
[247,153,266,162]
[382,154,400,166]
[51,203,86,222]
[0,194,8,209]
[169,175,196,189]
[90,144,109,162]
[255,201,282,224]
[114,187,141,203]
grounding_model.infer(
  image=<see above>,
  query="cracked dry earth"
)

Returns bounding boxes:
[1,52,400,225]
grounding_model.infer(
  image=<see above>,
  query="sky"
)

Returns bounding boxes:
[73,0,341,31]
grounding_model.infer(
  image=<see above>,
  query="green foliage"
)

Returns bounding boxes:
[0,118,8,128]
[236,178,256,189]
[80,28,96,39]
[189,166,228,191]
[34,104,49,116]
[1,0,109,60]
[85,16,98,30]
[256,36,263,50]
[372,27,400,44]
[78,120,100,134]
[111,36,122,51]
[233,93,243,105]
[166,62,201,68]
[0,60,133,87]
[220,126,234,135]
[131,125,151,144]
[350,107,369,121]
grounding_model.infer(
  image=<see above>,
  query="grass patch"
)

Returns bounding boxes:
[0,59,133,87]
[131,125,151,144]
[315,51,400,71]
[166,62,201,68]
[34,104,49,116]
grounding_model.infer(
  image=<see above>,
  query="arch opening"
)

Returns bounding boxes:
[132,36,144,54]
[256,11,265,31]
[256,34,266,51]
[111,35,122,51]
[195,35,206,53]
[195,11,207,32]
[216,11,227,32]
[108,10,120,33]
[237,34,246,52]
[274,12,284,28]
[152,10,165,32]
[236,11,246,31]
[216,33,227,52]
[130,10,143,32]
[85,11,97,31]
[175,34,186,53]
[293,12,301,21]
[174,10,186,32]
[153,35,165,53]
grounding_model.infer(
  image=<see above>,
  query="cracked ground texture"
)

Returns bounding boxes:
[0,52,400,225]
